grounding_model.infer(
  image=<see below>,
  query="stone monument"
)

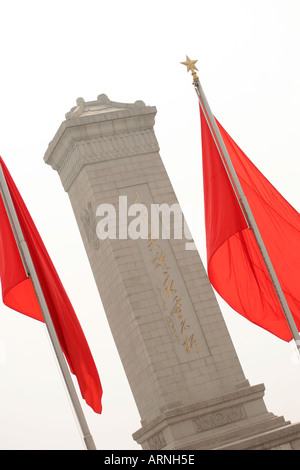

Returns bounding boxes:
[44,94,300,449]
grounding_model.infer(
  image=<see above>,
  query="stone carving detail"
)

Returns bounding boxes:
[58,128,158,191]
[148,431,167,450]
[80,202,99,251]
[58,129,159,191]
[65,94,146,119]
[193,405,245,432]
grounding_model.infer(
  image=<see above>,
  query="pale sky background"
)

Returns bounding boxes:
[0,0,299,450]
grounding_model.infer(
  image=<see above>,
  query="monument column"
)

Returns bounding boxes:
[44,94,300,449]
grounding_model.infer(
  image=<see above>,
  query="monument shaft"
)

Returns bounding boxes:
[44,94,300,449]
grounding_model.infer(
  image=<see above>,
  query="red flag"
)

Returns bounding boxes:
[200,107,300,341]
[0,157,102,413]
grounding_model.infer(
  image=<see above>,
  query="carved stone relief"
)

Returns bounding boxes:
[80,202,99,251]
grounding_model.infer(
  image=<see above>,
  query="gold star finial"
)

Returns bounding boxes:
[181,56,199,82]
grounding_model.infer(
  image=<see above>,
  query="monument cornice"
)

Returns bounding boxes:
[44,94,157,175]
[57,128,159,191]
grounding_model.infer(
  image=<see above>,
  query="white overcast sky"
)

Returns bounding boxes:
[0,0,299,450]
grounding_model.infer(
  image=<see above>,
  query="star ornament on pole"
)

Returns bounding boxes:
[181,56,199,82]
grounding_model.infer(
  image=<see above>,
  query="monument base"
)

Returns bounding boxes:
[133,383,300,450]
[213,423,300,450]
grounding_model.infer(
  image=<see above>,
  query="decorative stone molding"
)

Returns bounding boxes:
[65,93,147,119]
[134,383,264,438]
[44,94,158,191]
[148,431,167,450]
[58,128,158,191]
[193,405,246,432]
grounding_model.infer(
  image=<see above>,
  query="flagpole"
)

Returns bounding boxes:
[181,56,300,352]
[0,165,97,450]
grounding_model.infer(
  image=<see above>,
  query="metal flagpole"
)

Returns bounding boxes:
[0,164,97,450]
[181,56,300,353]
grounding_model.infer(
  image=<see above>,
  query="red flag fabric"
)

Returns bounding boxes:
[200,107,300,341]
[0,157,102,413]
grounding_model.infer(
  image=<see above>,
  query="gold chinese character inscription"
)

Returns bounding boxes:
[130,190,200,355]
[152,249,169,271]
[163,274,176,298]
[170,296,182,319]
[182,334,199,353]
